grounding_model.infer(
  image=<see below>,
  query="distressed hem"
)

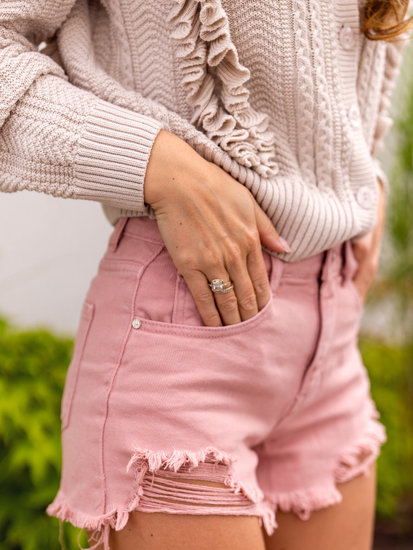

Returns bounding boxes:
[46,446,278,550]
[334,413,387,484]
[262,413,387,523]
[262,484,344,522]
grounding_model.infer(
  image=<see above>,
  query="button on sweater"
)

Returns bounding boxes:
[0,0,409,260]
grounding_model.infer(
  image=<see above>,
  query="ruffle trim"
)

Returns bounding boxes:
[371,34,409,157]
[46,446,277,550]
[167,0,279,178]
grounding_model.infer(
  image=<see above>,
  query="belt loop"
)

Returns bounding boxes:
[320,242,344,284]
[339,242,346,281]
[342,240,355,282]
[270,255,284,295]
[109,217,129,253]
[319,249,330,283]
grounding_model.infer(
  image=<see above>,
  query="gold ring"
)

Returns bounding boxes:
[208,278,234,293]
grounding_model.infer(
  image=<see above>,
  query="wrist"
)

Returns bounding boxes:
[143,129,208,207]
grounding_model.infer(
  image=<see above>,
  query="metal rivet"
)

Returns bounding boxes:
[132,318,142,329]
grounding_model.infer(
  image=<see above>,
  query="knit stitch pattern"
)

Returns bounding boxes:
[0,0,410,260]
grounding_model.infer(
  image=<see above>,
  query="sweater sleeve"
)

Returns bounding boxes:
[0,1,166,214]
[370,35,410,197]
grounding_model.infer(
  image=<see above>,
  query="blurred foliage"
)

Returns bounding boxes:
[360,339,413,533]
[368,39,413,343]
[360,41,413,536]
[0,318,88,550]
[386,47,413,319]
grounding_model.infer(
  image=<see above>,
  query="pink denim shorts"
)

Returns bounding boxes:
[47,216,386,549]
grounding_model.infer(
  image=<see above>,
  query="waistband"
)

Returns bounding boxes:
[109,216,356,284]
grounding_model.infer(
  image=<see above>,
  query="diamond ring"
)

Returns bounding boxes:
[208,278,234,293]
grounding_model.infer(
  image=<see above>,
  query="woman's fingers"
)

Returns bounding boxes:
[246,245,272,311]
[202,263,243,325]
[224,269,259,322]
[181,271,224,327]
[182,248,271,326]
[224,247,268,321]
[211,285,243,325]
[182,263,258,327]
[253,199,291,253]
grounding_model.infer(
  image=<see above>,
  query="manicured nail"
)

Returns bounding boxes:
[278,237,291,253]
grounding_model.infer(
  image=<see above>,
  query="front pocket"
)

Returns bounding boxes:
[60,300,95,430]
[132,245,277,336]
[133,292,274,337]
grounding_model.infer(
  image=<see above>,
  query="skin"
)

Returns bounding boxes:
[351,177,386,304]
[144,130,385,324]
[143,129,291,327]
[87,461,377,550]
[88,132,385,548]
[263,461,377,550]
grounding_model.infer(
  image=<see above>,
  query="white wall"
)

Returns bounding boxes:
[0,192,112,336]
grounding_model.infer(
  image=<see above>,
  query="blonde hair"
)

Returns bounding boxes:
[362,0,413,41]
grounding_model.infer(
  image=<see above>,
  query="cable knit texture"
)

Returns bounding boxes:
[0,0,410,260]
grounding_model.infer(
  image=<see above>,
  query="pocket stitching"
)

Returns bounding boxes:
[60,301,95,430]
[133,288,275,338]
[131,247,280,336]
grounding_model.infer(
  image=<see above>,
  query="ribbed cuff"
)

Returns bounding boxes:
[74,99,165,212]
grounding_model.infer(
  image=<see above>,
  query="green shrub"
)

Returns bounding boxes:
[0,317,88,550]
[360,339,413,533]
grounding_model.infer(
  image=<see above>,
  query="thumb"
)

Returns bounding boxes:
[254,200,291,253]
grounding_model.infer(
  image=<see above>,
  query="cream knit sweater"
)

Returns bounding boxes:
[0,0,409,260]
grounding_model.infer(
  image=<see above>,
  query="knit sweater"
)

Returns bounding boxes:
[0,0,409,261]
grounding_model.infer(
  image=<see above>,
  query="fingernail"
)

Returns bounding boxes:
[278,237,291,253]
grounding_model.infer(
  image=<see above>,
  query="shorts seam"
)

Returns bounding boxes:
[100,244,166,514]
[122,231,164,245]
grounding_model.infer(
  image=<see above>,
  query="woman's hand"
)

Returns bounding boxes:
[144,130,291,327]
[351,178,386,304]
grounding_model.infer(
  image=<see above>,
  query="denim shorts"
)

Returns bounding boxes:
[47,216,386,549]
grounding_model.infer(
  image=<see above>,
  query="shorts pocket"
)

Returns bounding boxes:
[132,244,278,337]
[60,300,95,430]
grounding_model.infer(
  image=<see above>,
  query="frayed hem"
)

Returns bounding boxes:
[126,445,263,502]
[47,446,278,549]
[261,414,387,525]
[126,446,277,536]
[263,484,343,521]
[334,415,387,484]
[46,494,115,550]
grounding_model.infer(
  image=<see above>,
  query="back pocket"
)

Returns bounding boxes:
[60,300,95,430]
